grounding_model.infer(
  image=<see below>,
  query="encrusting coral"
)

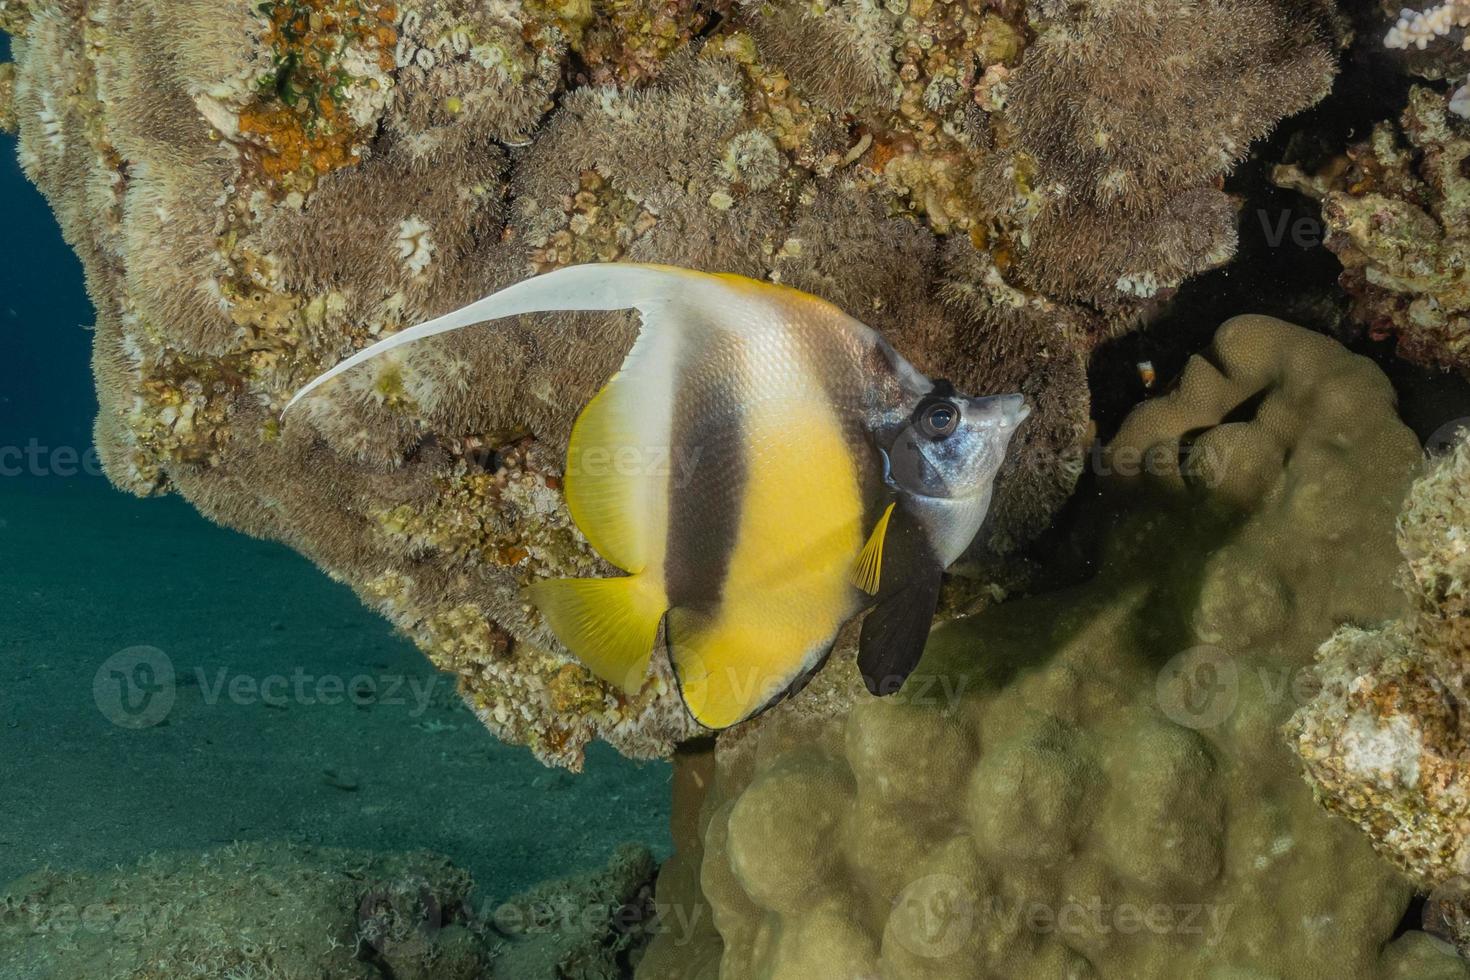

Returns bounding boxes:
[637,318,1470,979]
[1286,433,1470,893]
[1276,85,1470,377]
[3,1,1341,765]
[0,60,15,133]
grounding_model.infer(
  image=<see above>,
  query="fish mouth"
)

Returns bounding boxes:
[1002,393,1030,425]
[970,392,1029,426]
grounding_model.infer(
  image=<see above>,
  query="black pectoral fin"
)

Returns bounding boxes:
[857,506,944,697]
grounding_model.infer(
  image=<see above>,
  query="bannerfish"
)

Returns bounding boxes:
[284,264,1029,729]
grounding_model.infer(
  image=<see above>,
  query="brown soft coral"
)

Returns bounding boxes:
[1004,0,1339,308]
[741,0,1341,322]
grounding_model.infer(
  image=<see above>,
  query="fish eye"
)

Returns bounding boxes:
[919,400,959,439]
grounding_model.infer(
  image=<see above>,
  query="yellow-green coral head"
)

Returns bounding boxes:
[284,264,1029,729]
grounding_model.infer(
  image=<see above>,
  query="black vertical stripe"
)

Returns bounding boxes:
[662,330,747,612]
[795,320,895,532]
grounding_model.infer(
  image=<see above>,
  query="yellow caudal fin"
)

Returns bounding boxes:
[528,575,667,694]
[850,502,896,596]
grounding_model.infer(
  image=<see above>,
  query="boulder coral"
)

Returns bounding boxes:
[1275,85,1470,377]
[2,1,1341,766]
[638,318,1468,979]
[1287,432,1470,892]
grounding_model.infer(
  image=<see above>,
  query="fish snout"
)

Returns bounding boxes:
[970,392,1030,428]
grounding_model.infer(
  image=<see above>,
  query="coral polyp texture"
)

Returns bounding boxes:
[3,0,1339,766]
[1277,86,1470,376]
[638,319,1470,979]
[1287,433,1470,890]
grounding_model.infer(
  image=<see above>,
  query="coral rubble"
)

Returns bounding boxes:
[491,842,658,978]
[0,841,659,979]
[2,0,1342,765]
[638,319,1468,978]
[1276,85,1470,376]
[1287,433,1470,889]
[0,843,493,979]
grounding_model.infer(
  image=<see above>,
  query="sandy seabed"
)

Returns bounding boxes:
[0,476,671,902]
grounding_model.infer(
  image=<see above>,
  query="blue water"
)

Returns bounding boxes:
[0,31,670,903]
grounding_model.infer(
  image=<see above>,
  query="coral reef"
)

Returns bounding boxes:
[1275,86,1470,376]
[2,0,1340,765]
[0,840,660,979]
[1287,432,1470,889]
[638,318,1469,979]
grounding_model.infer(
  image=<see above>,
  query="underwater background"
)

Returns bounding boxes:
[0,24,670,912]
[8,1,1470,977]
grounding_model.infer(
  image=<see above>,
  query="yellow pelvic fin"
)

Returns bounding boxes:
[527,574,667,694]
[851,502,896,596]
